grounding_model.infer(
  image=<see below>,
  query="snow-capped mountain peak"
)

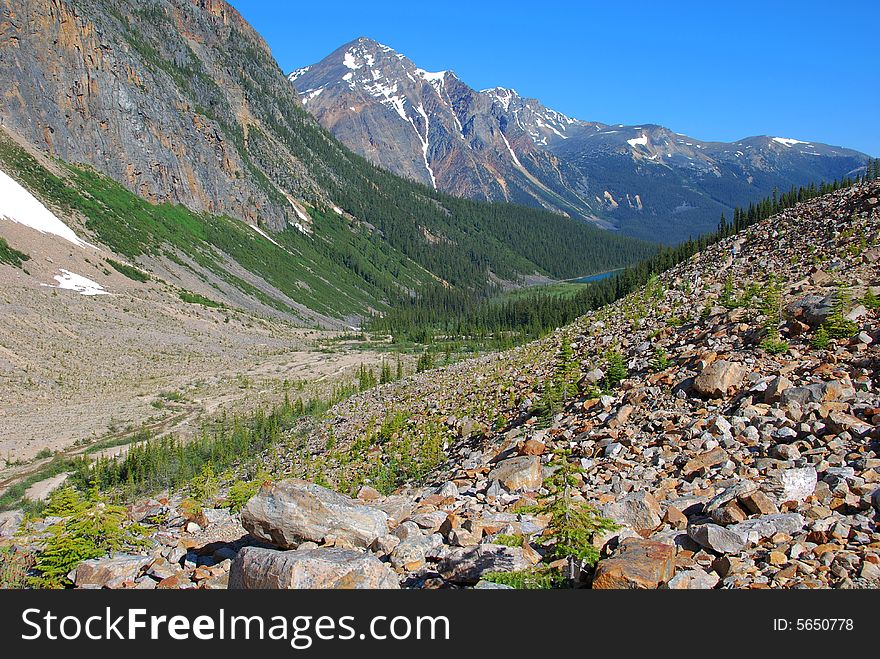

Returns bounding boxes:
[288,38,870,242]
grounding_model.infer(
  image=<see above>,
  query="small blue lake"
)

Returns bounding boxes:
[571,270,619,284]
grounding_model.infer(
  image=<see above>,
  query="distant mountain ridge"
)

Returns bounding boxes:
[291,37,869,242]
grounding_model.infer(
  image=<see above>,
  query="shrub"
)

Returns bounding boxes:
[824,283,859,339]
[0,546,35,589]
[603,349,628,390]
[861,289,880,310]
[30,487,147,588]
[811,326,830,350]
[482,567,565,590]
[649,347,670,372]
[225,471,270,512]
[106,258,150,282]
[179,290,224,308]
[760,337,790,355]
[720,274,737,309]
[493,534,524,548]
[187,463,219,508]
[534,338,579,418]
[0,236,30,268]
[416,350,434,373]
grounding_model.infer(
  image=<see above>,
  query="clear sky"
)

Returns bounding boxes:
[229,0,878,155]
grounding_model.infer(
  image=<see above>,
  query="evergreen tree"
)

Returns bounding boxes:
[31,486,147,588]
[534,450,619,579]
[380,360,393,384]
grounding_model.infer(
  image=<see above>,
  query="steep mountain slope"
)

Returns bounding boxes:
[290,38,598,222]
[291,38,870,242]
[17,182,878,590]
[0,0,654,323]
[270,180,880,589]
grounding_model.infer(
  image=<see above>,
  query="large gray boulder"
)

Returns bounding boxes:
[241,480,389,549]
[730,514,805,546]
[786,295,835,328]
[229,547,399,589]
[688,523,747,554]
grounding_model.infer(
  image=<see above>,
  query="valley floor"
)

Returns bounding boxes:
[0,252,392,480]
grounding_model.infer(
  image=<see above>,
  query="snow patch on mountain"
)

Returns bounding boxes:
[42,269,109,296]
[0,168,94,249]
[500,131,524,170]
[411,104,436,189]
[417,69,447,84]
[249,223,281,247]
[343,51,362,70]
[288,66,310,82]
[773,137,810,147]
[627,134,649,148]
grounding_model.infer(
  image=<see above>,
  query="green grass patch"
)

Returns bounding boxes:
[106,258,150,282]
[179,290,225,309]
[0,236,30,268]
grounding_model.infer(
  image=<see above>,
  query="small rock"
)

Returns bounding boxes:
[439,545,531,584]
[739,490,780,516]
[688,524,747,554]
[683,447,728,476]
[693,360,747,398]
[592,538,676,589]
[764,467,818,503]
[487,456,543,491]
[666,567,719,590]
[71,554,150,589]
[602,490,662,533]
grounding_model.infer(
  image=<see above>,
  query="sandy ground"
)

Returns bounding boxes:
[0,222,393,483]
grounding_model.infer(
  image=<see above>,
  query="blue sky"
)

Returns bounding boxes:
[229,0,878,155]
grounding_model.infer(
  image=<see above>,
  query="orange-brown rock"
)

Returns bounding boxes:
[592,538,675,589]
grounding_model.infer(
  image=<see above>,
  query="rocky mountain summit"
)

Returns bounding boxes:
[291,37,869,242]
[5,182,879,590]
[290,38,597,221]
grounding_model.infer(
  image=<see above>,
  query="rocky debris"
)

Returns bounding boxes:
[764,467,818,503]
[786,295,835,328]
[688,524,748,554]
[229,547,399,589]
[0,511,23,538]
[390,533,443,570]
[241,479,389,549]
[487,456,543,491]
[592,539,676,589]
[17,182,880,591]
[667,568,720,590]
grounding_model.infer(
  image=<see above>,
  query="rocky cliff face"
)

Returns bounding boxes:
[291,38,598,221]
[291,38,870,242]
[0,0,343,231]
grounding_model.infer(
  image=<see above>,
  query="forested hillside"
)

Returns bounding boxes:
[0,0,654,323]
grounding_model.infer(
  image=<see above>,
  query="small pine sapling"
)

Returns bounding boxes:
[534,450,619,581]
